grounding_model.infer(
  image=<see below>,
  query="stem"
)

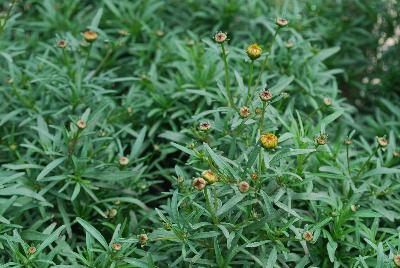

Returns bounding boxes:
[258,102,268,172]
[203,188,218,224]
[83,42,93,76]
[220,43,235,109]
[254,28,280,90]
[354,147,379,180]
[245,60,254,106]
[0,0,17,35]
[346,145,351,176]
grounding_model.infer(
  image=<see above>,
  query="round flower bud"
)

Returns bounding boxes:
[118,29,129,36]
[76,119,87,129]
[7,78,13,84]
[193,177,207,190]
[303,231,313,241]
[156,30,164,37]
[255,107,263,115]
[276,18,289,27]
[119,156,129,166]
[247,43,262,60]
[112,243,122,251]
[285,41,294,49]
[350,204,357,212]
[259,89,272,102]
[394,255,400,267]
[393,151,400,158]
[57,39,67,48]
[239,106,251,118]
[139,233,148,246]
[260,133,278,149]
[344,139,352,145]
[201,170,218,184]
[9,144,17,151]
[28,246,36,254]
[316,134,328,145]
[238,181,250,193]
[250,173,258,180]
[198,122,211,131]
[108,208,117,218]
[323,97,332,106]
[377,136,388,148]
[214,31,228,43]
[83,31,97,43]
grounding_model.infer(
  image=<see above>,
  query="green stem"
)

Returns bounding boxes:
[354,147,379,180]
[245,60,254,106]
[254,28,280,90]
[346,145,351,176]
[0,0,17,35]
[220,43,235,110]
[204,188,218,224]
[258,102,268,172]
[83,43,94,76]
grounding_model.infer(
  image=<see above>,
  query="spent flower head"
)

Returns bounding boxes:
[57,39,67,48]
[276,17,289,27]
[76,119,87,129]
[192,177,207,190]
[198,121,211,131]
[259,89,273,102]
[214,31,228,43]
[238,181,250,193]
[323,97,332,106]
[303,231,313,241]
[377,136,388,148]
[28,246,36,254]
[139,233,148,246]
[316,133,328,145]
[119,156,129,166]
[239,106,251,118]
[394,255,400,267]
[112,243,122,251]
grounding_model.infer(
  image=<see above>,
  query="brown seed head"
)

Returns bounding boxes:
[394,255,400,267]
[214,31,228,43]
[316,134,328,145]
[112,243,122,251]
[76,119,87,129]
[239,106,251,118]
[119,156,129,166]
[199,122,211,131]
[303,231,313,241]
[276,18,289,27]
[139,233,148,245]
[238,181,250,193]
[259,89,273,102]
[57,39,67,48]
[28,246,37,254]
[377,136,388,147]
[260,133,278,149]
[344,139,352,145]
[193,177,207,190]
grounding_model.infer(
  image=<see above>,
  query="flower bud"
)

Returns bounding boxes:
[316,133,328,145]
[260,133,278,149]
[214,31,228,43]
[344,139,352,145]
[198,122,211,131]
[377,136,388,148]
[108,208,117,218]
[156,30,164,37]
[394,255,400,267]
[238,181,250,193]
[276,18,289,27]
[57,39,68,48]
[139,233,148,246]
[323,97,332,106]
[246,43,262,60]
[303,231,313,241]
[393,151,400,158]
[239,106,251,118]
[255,107,263,115]
[193,177,207,190]
[83,31,97,43]
[259,89,272,102]
[250,173,258,180]
[285,41,294,49]
[28,246,36,254]
[76,119,87,129]
[112,243,122,251]
[119,156,129,166]
[350,204,357,212]
[202,170,218,184]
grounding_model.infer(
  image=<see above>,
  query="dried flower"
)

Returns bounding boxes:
[393,151,400,158]
[156,30,164,37]
[247,43,262,60]
[119,156,129,166]
[83,31,97,42]
[238,181,250,193]
[350,204,357,212]
[28,246,36,254]
[394,255,400,267]
[214,31,228,43]
[316,133,328,145]
[276,18,289,27]
[323,97,332,106]
[250,173,258,180]
[239,106,251,118]
[259,89,272,102]
[202,170,218,184]
[260,133,278,149]
[108,208,117,218]
[112,243,122,251]
[118,29,129,36]
[344,139,352,145]
[57,39,68,48]
[285,41,294,49]
[193,177,207,190]
[377,136,388,148]
[198,122,211,131]
[76,119,87,129]
[139,233,148,246]
[303,231,313,241]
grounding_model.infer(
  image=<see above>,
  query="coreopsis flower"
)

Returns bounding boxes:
[303,231,313,241]
[239,106,251,118]
[323,97,332,106]
[394,255,400,267]
[57,39,67,48]
[139,233,148,246]
[112,243,122,251]
[119,156,129,166]
[28,246,37,254]
[351,204,357,212]
[83,31,97,42]
[214,31,228,43]
[202,170,218,184]
[316,133,328,145]
[108,208,117,218]
[238,181,250,193]
[198,121,211,131]
[192,177,207,190]
[250,173,258,180]
[276,18,289,27]
[247,43,262,60]
[260,133,278,149]
[259,89,272,102]
[76,119,87,129]
[377,136,388,148]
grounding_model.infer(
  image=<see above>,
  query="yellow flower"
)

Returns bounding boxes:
[83,31,98,42]
[202,170,218,184]
[260,133,278,149]
[247,43,262,60]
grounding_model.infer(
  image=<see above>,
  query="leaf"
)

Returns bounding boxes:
[171,142,197,157]
[90,8,103,29]
[327,240,337,262]
[76,217,108,250]
[267,247,277,267]
[37,157,66,181]
[35,225,65,253]
[269,148,316,164]
[361,167,400,179]
[313,46,340,61]
[131,127,147,159]
[216,194,244,217]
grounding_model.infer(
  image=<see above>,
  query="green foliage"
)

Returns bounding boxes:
[0,0,399,267]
